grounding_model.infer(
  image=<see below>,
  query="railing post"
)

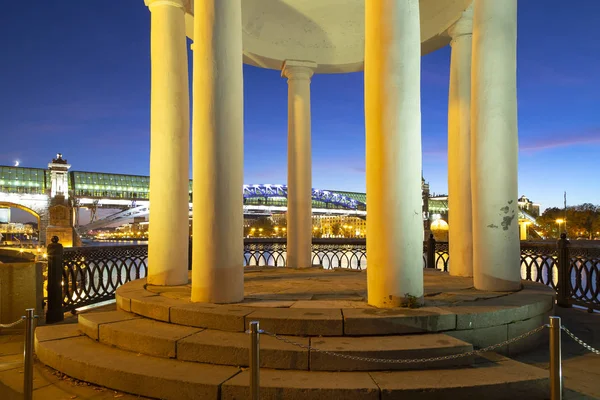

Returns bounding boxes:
[24,308,36,400]
[427,233,436,269]
[46,236,64,324]
[249,321,260,400]
[556,233,571,308]
[549,316,562,400]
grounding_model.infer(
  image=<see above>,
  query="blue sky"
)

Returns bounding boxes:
[1,0,599,214]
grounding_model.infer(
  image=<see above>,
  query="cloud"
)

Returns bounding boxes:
[520,128,600,152]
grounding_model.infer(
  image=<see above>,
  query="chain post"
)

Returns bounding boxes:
[46,236,64,324]
[249,321,260,400]
[556,234,571,308]
[24,308,36,400]
[549,316,562,400]
[427,233,436,269]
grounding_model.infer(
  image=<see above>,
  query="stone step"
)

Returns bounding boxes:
[35,324,550,400]
[78,311,474,371]
[35,324,239,400]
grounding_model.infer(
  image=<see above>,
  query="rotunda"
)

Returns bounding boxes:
[144,0,520,307]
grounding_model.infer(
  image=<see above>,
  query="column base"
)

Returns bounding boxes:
[367,294,424,309]
[474,276,522,292]
[191,265,244,304]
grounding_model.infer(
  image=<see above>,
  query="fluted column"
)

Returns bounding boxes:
[447,7,474,277]
[471,0,521,291]
[282,60,316,269]
[145,0,190,286]
[365,0,424,307]
[191,0,244,303]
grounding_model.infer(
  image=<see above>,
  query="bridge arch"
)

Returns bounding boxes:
[0,202,41,226]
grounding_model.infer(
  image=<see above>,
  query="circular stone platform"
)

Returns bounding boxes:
[116,268,555,351]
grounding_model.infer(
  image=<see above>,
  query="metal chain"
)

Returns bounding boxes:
[561,325,600,355]
[0,316,25,328]
[259,325,547,364]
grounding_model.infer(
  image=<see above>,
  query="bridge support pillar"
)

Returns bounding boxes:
[447,7,474,278]
[146,0,190,286]
[282,60,316,269]
[471,0,521,291]
[191,0,244,303]
[364,0,424,307]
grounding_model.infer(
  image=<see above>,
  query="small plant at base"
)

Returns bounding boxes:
[402,293,420,309]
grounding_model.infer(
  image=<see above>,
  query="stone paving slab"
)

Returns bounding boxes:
[78,309,140,340]
[178,329,309,370]
[245,308,343,336]
[35,335,240,400]
[309,334,473,371]
[98,317,202,358]
[342,307,456,335]
[222,369,380,400]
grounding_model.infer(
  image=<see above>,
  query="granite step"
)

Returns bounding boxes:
[78,310,474,371]
[35,324,550,400]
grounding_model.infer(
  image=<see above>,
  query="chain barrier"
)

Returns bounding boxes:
[0,316,25,328]
[561,325,600,355]
[259,325,547,364]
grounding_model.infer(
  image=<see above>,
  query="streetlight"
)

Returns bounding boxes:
[555,219,564,237]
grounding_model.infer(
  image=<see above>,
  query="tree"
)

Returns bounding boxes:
[536,204,600,239]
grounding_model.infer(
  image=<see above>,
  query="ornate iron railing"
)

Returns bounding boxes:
[520,241,558,289]
[61,245,148,312]
[46,237,600,314]
[566,243,600,311]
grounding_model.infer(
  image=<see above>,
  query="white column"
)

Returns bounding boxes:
[447,7,474,278]
[365,0,424,307]
[146,0,189,286]
[191,0,244,303]
[282,60,316,269]
[471,0,521,291]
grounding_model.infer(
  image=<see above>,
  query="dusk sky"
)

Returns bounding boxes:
[1,0,599,215]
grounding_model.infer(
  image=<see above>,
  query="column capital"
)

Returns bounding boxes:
[281,60,317,80]
[144,0,186,11]
[447,5,473,42]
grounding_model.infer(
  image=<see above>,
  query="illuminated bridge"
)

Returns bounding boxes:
[0,160,415,235]
[4,159,544,244]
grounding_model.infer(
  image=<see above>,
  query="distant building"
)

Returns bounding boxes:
[518,195,540,218]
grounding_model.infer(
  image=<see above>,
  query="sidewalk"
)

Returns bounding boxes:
[1,303,599,399]
[514,306,600,399]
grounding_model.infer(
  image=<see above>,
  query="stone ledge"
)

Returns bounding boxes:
[309,334,473,371]
[78,310,140,340]
[36,324,83,343]
[178,329,309,370]
[245,308,343,336]
[170,304,255,332]
[370,358,549,400]
[99,318,202,358]
[343,307,456,335]
[222,369,380,400]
